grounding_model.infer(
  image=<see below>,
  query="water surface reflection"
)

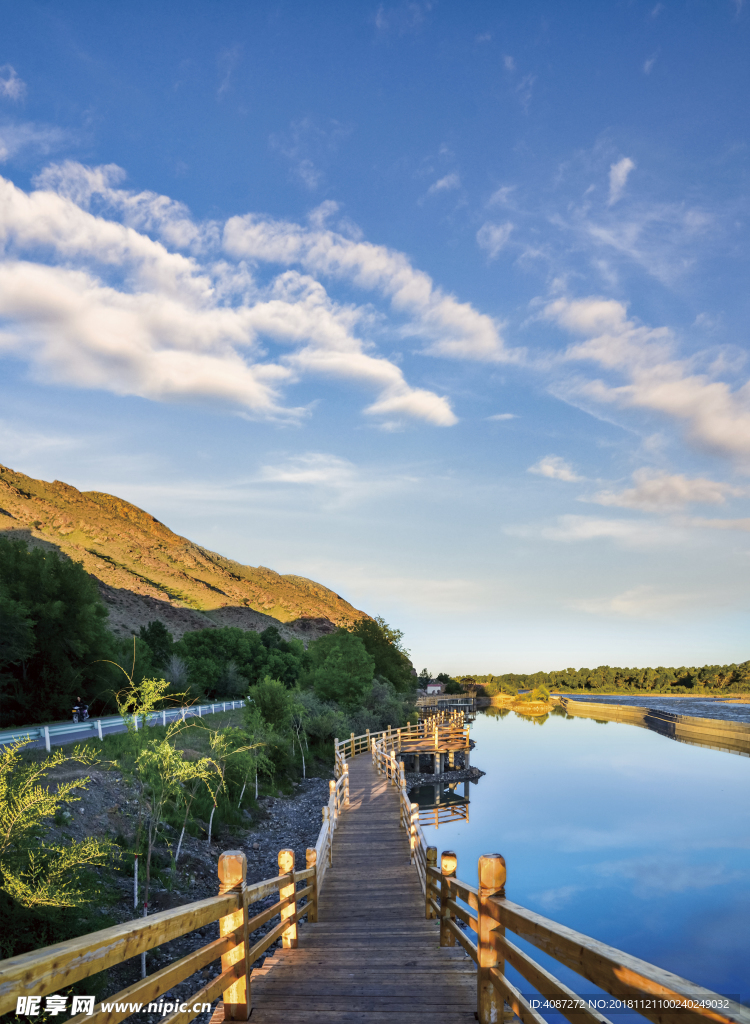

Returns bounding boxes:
[418,708,749,1006]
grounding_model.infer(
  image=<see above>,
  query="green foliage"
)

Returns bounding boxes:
[138,621,174,670]
[0,537,118,725]
[250,676,293,729]
[350,616,414,691]
[460,661,750,695]
[0,740,114,909]
[173,626,306,700]
[303,631,375,705]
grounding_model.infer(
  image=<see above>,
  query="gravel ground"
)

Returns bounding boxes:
[42,763,333,1024]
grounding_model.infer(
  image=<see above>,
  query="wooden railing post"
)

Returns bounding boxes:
[329,779,337,824]
[305,847,317,922]
[477,853,506,1024]
[322,806,332,863]
[218,850,250,1021]
[366,727,370,751]
[409,802,419,863]
[278,849,297,949]
[425,846,437,918]
[440,850,457,947]
[343,762,350,806]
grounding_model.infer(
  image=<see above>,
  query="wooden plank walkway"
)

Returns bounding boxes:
[248,754,476,1023]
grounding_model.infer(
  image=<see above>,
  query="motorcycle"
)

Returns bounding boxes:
[72,704,90,724]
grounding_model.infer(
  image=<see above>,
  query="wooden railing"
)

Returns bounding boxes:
[0,851,315,1024]
[365,724,750,1024]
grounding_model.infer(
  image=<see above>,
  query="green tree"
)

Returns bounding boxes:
[0,538,116,725]
[251,676,293,730]
[304,632,375,705]
[0,740,113,910]
[350,616,414,691]
[138,621,174,670]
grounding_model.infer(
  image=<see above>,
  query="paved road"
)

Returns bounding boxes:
[0,701,245,750]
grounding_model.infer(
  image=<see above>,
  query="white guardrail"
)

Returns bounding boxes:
[0,700,247,752]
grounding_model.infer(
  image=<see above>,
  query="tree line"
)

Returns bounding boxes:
[0,536,416,728]
[460,661,750,695]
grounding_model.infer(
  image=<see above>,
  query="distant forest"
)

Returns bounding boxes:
[460,662,750,695]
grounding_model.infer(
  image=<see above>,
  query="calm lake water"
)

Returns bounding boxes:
[413,707,750,1009]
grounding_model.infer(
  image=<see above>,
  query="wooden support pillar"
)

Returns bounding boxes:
[477,853,506,1024]
[440,850,457,947]
[448,749,454,769]
[278,849,297,949]
[425,846,437,919]
[305,848,317,922]
[218,850,250,1020]
[465,743,471,768]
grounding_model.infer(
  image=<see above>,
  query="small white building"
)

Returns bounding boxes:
[426,681,443,695]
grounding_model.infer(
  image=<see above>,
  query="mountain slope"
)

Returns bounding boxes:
[0,464,367,639]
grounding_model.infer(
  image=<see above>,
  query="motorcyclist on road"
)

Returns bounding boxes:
[72,696,89,723]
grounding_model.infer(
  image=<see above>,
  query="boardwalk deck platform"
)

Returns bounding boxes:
[248,755,476,1023]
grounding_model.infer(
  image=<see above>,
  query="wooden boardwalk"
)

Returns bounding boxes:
[249,754,476,1023]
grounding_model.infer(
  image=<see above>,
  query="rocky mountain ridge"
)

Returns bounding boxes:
[0,463,367,641]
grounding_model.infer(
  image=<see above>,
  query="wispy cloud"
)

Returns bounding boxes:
[528,455,581,482]
[593,469,742,511]
[270,118,351,192]
[217,45,241,98]
[374,1,433,34]
[608,157,636,205]
[545,296,750,462]
[0,122,71,163]
[643,55,657,75]
[572,585,700,618]
[534,514,688,548]
[487,412,516,421]
[476,221,513,259]
[425,172,460,197]
[0,66,26,102]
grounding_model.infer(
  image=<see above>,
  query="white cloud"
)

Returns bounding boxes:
[0,66,25,102]
[224,210,510,362]
[643,56,657,75]
[528,455,581,482]
[476,221,513,259]
[545,296,750,461]
[259,452,356,486]
[536,514,686,548]
[593,469,742,511]
[487,413,516,421]
[608,157,636,205]
[0,123,70,164]
[487,185,515,207]
[426,172,460,196]
[503,55,515,72]
[572,585,700,618]
[689,516,750,532]
[0,166,459,427]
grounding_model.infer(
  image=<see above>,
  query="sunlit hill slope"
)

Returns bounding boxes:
[0,464,368,640]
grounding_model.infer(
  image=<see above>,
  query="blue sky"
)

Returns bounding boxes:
[0,0,749,674]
